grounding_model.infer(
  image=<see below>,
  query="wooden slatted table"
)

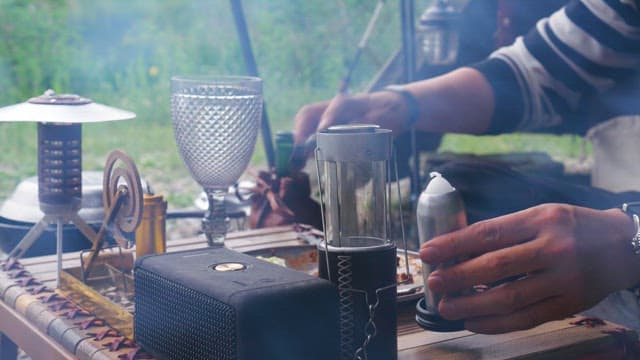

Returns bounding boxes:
[1,225,637,359]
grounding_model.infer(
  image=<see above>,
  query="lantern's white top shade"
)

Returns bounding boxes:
[0,91,135,123]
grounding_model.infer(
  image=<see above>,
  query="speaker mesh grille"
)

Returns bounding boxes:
[135,267,237,360]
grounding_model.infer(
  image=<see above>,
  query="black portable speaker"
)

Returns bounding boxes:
[134,247,340,360]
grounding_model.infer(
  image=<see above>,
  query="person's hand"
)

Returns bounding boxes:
[292,99,331,145]
[419,203,640,334]
[292,92,410,145]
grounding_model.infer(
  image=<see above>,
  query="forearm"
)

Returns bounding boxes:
[369,67,496,135]
[408,67,495,135]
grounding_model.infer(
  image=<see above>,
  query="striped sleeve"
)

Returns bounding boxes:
[473,0,640,133]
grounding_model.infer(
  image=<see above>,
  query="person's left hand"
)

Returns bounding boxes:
[419,203,640,334]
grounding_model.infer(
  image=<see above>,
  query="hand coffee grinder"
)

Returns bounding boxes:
[315,124,410,360]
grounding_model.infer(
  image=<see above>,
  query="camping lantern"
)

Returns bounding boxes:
[315,124,409,360]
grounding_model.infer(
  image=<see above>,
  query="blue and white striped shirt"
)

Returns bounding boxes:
[474,0,640,133]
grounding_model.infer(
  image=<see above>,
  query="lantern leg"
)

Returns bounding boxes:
[69,213,98,245]
[55,218,63,288]
[7,217,49,259]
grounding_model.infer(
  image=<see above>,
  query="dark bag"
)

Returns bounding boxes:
[249,170,323,230]
[431,155,640,224]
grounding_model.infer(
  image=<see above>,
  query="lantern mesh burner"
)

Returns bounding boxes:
[8,122,94,283]
[37,123,82,211]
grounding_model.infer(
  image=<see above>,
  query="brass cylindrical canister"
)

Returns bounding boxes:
[135,194,167,258]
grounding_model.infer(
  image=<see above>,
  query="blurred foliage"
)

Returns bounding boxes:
[0,0,404,205]
[0,0,402,126]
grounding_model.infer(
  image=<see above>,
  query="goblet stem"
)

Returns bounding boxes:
[202,189,227,247]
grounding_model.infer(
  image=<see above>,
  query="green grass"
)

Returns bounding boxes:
[0,117,591,210]
[440,133,589,160]
[0,123,38,201]
[0,116,283,209]
[0,121,196,207]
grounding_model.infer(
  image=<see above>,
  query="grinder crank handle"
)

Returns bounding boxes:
[81,187,127,281]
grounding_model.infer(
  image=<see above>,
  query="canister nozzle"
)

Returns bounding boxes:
[424,172,455,194]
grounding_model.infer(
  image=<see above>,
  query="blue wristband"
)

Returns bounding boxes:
[382,85,420,130]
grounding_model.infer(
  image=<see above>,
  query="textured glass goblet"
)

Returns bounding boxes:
[171,76,262,246]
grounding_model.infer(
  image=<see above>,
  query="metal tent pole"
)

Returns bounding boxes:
[230,0,276,169]
[400,0,420,206]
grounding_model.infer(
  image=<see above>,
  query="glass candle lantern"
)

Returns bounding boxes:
[315,124,406,360]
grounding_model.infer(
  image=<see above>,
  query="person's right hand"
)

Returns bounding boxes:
[420,203,640,334]
[292,91,410,145]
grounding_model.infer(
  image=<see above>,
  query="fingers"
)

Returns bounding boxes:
[293,93,370,145]
[463,294,579,334]
[420,208,540,265]
[317,93,371,131]
[428,239,549,294]
[436,271,561,321]
[293,91,405,147]
[293,100,330,144]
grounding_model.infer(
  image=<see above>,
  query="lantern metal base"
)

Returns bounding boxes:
[415,297,465,332]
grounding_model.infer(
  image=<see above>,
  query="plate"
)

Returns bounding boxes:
[245,245,424,303]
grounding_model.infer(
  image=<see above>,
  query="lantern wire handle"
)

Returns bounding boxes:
[315,147,332,283]
[393,146,411,283]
